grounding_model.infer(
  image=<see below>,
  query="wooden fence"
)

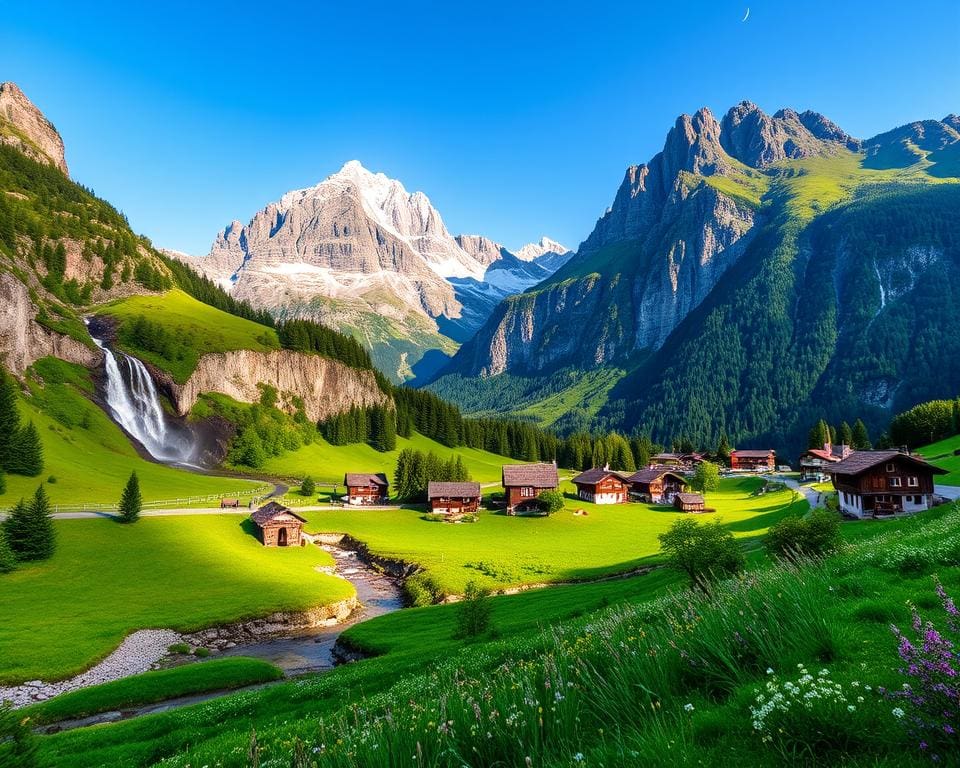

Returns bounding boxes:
[0,484,272,515]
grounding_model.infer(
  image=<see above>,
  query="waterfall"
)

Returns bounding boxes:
[90,333,195,464]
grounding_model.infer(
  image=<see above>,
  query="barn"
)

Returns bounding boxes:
[250,502,307,547]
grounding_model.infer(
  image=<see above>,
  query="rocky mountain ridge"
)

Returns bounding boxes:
[179,162,569,380]
[0,82,68,175]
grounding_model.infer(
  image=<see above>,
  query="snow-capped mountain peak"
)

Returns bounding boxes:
[514,236,571,262]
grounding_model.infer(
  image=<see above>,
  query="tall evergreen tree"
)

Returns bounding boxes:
[852,419,872,450]
[839,421,853,447]
[4,486,54,561]
[0,368,21,471]
[716,432,731,463]
[0,527,16,574]
[7,422,43,476]
[119,471,142,523]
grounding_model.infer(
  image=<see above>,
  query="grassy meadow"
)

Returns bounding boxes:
[0,515,353,683]
[95,289,279,383]
[918,433,960,485]
[301,477,807,593]
[36,501,960,768]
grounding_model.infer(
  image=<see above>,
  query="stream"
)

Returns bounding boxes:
[37,545,405,734]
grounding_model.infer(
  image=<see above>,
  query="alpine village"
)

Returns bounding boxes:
[2,5,960,767]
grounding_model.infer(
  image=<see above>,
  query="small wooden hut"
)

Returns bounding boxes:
[250,501,307,547]
[673,492,706,513]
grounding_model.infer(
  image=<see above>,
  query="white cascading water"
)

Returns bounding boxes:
[91,335,194,463]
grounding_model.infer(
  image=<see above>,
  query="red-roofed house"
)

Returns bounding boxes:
[799,443,851,481]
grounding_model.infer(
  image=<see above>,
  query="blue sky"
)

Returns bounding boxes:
[2,1,958,255]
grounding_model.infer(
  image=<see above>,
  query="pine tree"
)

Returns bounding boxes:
[4,487,55,561]
[119,471,142,523]
[7,422,43,476]
[716,432,731,463]
[852,419,872,450]
[839,421,853,447]
[0,368,21,471]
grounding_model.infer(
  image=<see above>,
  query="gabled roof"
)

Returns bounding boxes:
[803,448,842,462]
[344,472,389,487]
[627,468,687,485]
[572,468,631,485]
[824,450,947,477]
[502,463,559,488]
[676,492,705,504]
[250,501,307,526]
[731,449,776,458]
[427,481,482,499]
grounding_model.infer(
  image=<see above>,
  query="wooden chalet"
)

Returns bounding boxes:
[427,481,482,515]
[571,468,630,505]
[502,463,559,514]
[730,449,776,472]
[250,501,306,547]
[825,450,946,518]
[627,468,687,504]
[674,492,706,513]
[799,443,851,481]
[650,452,686,468]
[343,473,389,505]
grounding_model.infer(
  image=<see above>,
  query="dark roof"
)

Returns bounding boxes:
[427,481,482,499]
[344,472,389,487]
[676,492,705,504]
[652,453,684,461]
[502,463,559,488]
[627,468,687,484]
[732,449,776,458]
[824,450,947,477]
[250,501,307,526]
[572,468,631,485]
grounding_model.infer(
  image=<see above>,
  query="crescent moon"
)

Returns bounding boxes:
[742,7,750,21]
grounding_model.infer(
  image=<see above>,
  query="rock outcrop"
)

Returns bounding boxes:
[166,348,389,422]
[0,271,101,374]
[0,82,68,175]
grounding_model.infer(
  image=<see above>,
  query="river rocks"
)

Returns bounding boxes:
[0,629,181,708]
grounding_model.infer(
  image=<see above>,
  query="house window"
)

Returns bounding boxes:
[520,487,534,498]
[908,476,918,487]
[886,463,896,472]
[890,477,902,488]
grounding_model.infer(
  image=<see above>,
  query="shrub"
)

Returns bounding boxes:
[193,647,211,658]
[537,489,564,515]
[765,509,841,560]
[658,517,745,587]
[167,642,191,655]
[0,529,16,574]
[0,700,38,767]
[404,573,446,607]
[691,461,721,494]
[300,475,316,497]
[453,580,493,639]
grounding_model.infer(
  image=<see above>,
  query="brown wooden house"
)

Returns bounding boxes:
[502,463,559,514]
[627,468,687,503]
[674,492,706,513]
[825,450,946,518]
[730,449,776,472]
[427,481,482,515]
[343,473,389,505]
[251,502,306,547]
[798,443,850,481]
[571,468,631,504]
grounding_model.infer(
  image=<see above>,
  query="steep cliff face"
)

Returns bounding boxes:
[0,272,101,374]
[0,82,68,175]
[165,348,389,422]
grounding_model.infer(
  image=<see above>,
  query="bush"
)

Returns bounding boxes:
[0,700,38,767]
[658,517,745,588]
[404,573,446,607]
[0,529,16,574]
[537,489,564,515]
[300,475,316,497]
[168,642,191,655]
[453,581,493,639]
[765,509,841,561]
[193,647,211,658]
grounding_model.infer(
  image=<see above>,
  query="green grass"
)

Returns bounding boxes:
[917,433,960,485]
[95,289,279,383]
[514,365,626,427]
[257,430,517,485]
[301,477,806,593]
[0,515,354,683]
[0,359,262,507]
[22,658,283,725]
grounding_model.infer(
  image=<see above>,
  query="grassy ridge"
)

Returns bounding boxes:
[918,433,960,486]
[22,658,283,725]
[95,289,279,383]
[0,516,353,683]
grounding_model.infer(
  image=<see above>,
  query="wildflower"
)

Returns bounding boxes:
[573,754,585,763]
[766,667,774,675]
[892,707,905,719]
[684,703,695,712]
